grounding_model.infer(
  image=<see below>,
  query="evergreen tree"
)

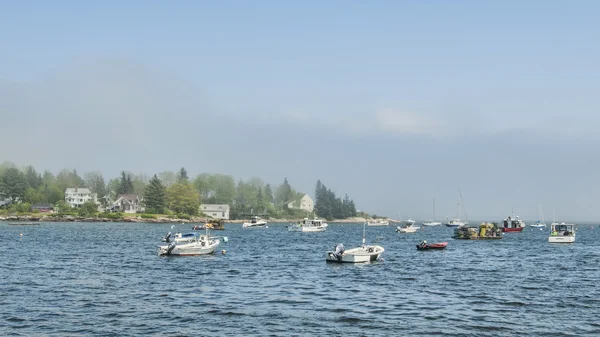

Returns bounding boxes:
[177,167,189,183]
[24,166,42,189]
[117,171,134,195]
[0,168,28,202]
[264,184,274,204]
[144,174,167,213]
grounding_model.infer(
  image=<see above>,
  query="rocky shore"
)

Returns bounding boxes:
[1,215,389,224]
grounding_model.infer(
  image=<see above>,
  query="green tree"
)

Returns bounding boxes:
[117,171,134,195]
[84,171,107,198]
[264,184,274,204]
[55,169,85,192]
[24,187,44,204]
[0,168,28,201]
[167,182,200,215]
[144,174,167,213]
[78,201,99,217]
[177,167,189,183]
[24,166,42,189]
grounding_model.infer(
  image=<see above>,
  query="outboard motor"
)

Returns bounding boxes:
[332,243,345,261]
[165,242,176,255]
[162,232,172,243]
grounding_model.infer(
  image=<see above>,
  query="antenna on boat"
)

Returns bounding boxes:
[362,221,366,246]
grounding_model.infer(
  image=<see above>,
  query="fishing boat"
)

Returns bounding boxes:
[422,198,442,226]
[288,217,328,232]
[158,229,221,256]
[416,241,448,250]
[325,223,384,263]
[452,222,502,240]
[549,222,576,243]
[367,219,389,226]
[444,189,468,227]
[396,222,420,233]
[242,216,268,228]
[531,205,547,228]
[501,212,526,232]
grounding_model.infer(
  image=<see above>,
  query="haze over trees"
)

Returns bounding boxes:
[0,162,359,220]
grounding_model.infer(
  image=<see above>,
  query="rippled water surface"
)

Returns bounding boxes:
[2,221,600,336]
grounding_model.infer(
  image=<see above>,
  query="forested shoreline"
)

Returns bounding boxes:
[0,162,359,221]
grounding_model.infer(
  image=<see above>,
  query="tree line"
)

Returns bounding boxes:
[0,162,358,220]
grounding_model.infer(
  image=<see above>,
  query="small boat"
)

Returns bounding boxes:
[367,219,389,226]
[422,197,442,226]
[445,189,469,227]
[501,212,526,232]
[8,222,40,226]
[531,205,547,228]
[453,222,503,240]
[416,241,448,250]
[158,232,220,256]
[549,222,576,243]
[288,217,328,232]
[325,223,384,263]
[396,222,421,233]
[242,216,268,228]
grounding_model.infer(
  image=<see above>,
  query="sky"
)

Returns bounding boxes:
[1,1,600,221]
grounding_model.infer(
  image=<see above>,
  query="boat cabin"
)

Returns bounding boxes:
[550,223,576,237]
[301,218,326,227]
[503,216,523,229]
[250,216,262,224]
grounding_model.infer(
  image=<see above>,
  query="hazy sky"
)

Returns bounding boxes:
[1,1,600,221]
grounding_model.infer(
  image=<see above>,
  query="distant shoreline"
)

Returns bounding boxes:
[0,214,392,224]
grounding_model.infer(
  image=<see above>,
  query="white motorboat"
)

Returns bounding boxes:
[325,223,384,263]
[549,222,576,243]
[422,197,442,226]
[158,232,220,256]
[242,216,268,228]
[396,222,421,233]
[288,217,328,232]
[367,219,389,226]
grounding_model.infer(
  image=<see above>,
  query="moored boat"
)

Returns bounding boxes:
[416,241,448,250]
[288,217,328,232]
[396,222,420,233]
[193,219,225,231]
[549,222,576,243]
[501,213,526,232]
[453,222,502,240]
[530,205,547,228]
[325,223,384,263]
[367,219,389,226]
[242,216,268,228]
[158,231,220,256]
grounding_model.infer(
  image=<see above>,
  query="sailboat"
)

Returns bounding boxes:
[531,204,547,228]
[444,189,468,227]
[422,197,442,226]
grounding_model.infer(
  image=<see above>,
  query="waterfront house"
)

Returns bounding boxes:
[286,194,314,212]
[199,204,230,220]
[65,188,99,208]
[108,194,144,213]
[31,203,54,213]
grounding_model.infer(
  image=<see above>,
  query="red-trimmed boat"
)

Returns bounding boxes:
[501,214,525,232]
[416,241,448,250]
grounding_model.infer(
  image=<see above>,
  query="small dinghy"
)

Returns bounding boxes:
[416,240,448,250]
[325,223,384,263]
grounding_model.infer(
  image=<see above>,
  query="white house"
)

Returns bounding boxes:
[65,188,99,208]
[287,194,314,212]
[200,204,230,220]
[107,194,144,214]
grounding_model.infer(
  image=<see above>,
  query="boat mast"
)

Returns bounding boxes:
[433,197,436,221]
[362,222,366,246]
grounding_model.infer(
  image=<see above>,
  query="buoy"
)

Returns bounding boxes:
[19,233,23,236]
[221,250,226,254]
[222,236,228,242]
